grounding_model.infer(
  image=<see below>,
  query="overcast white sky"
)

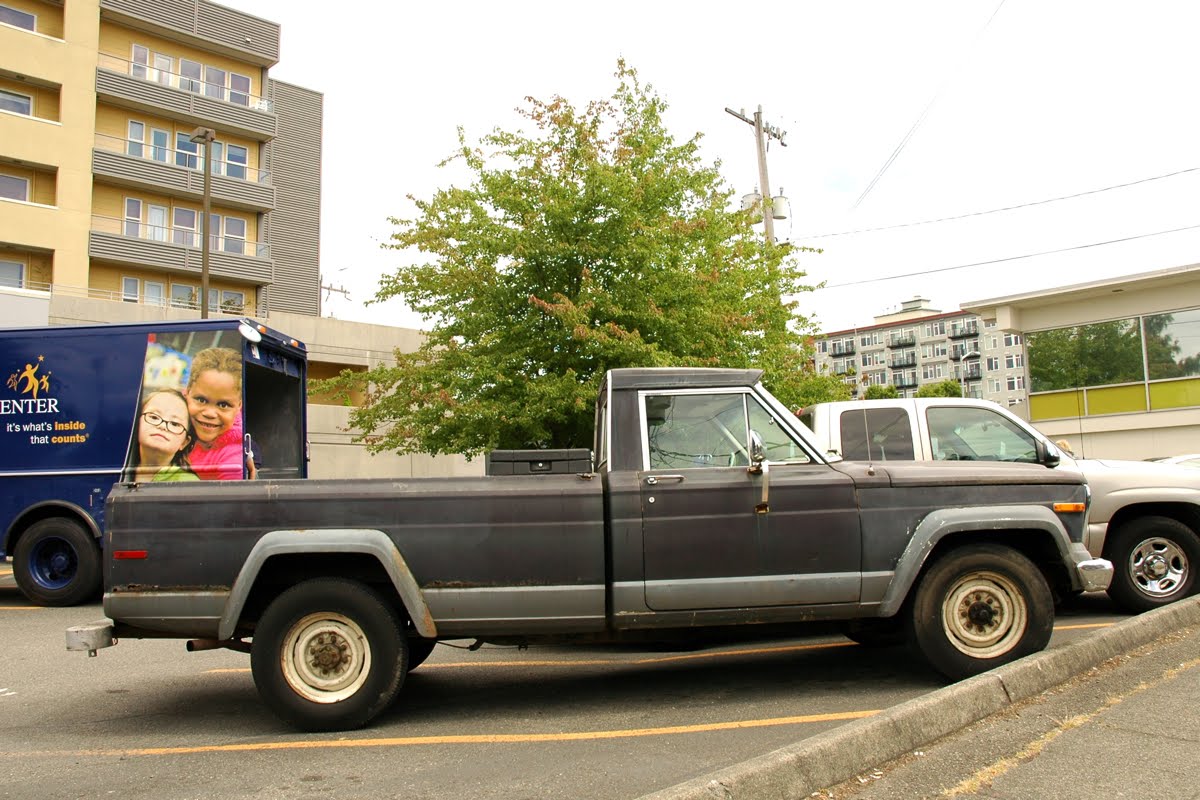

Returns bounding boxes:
[237,0,1200,334]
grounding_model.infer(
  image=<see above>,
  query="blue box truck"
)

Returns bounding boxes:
[1,318,307,606]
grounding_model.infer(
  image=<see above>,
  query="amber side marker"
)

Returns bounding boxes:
[1052,502,1087,513]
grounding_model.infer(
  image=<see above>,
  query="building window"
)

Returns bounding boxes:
[173,208,197,246]
[0,258,23,288]
[0,88,32,116]
[924,321,946,337]
[124,198,142,237]
[131,45,149,79]
[225,144,248,179]
[223,216,247,254]
[175,133,199,169]
[988,378,1002,393]
[1007,375,1025,391]
[816,340,827,354]
[204,66,227,100]
[122,276,139,302]
[1004,333,1023,347]
[0,173,29,201]
[0,3,36,30]
[180,59,203,93]
[229,73,251,106]
[127,121,145,158]
[986,356,1000,371]
[171,283,197,308]
[1005,353,1024,369]
[221,290,246,313]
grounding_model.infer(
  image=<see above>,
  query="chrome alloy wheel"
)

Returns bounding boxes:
[281,612,372,704]
[941,570,1028,658]
[1129,537,1189,599]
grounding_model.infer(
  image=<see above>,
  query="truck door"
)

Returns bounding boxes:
[638,390,861,611]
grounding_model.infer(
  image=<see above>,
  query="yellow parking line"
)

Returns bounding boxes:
[0,607,41,611]
[1054,622,1115,631]
[17,709,881,758]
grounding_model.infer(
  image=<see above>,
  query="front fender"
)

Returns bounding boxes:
[217,529,437,640]
[877,505,1080,616]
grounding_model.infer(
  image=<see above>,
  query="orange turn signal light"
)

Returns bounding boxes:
[1052,502,1087,513]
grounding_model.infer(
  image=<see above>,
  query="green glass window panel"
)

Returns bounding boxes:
[1149,377,1200,410]
[1027,319,1143,392]
[1029,391,1085,421]
[1145,309,1200,380]
[1086,385,1146,415]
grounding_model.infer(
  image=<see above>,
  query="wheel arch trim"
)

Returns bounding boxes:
[878,505,1073,616]
[217,529,437,640]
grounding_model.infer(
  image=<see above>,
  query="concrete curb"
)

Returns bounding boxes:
[638,596,1200,800]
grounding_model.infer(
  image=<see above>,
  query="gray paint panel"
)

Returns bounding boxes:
[92,150,275,211]
[89,231,274,284]
[96,69,276,141]
[100,0,280,65]
[423,585,607,636]
[104,590,227,638]
[644,573,860,609]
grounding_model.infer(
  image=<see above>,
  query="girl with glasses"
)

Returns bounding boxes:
[128,388,199,482]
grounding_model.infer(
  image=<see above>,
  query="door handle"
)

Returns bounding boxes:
[646,474,685,485]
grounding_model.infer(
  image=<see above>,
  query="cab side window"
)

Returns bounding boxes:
[645,393,749,469]
[926,407,1037,462]
[839,408,914,460]
[747,399,809,463]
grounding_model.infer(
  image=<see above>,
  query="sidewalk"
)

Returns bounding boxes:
[643,596,1200,800]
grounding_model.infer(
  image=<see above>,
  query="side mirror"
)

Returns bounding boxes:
[1036,439,1061,469]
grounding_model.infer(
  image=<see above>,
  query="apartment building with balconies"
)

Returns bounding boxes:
[0,0,480,478]
[813,297,1029,411]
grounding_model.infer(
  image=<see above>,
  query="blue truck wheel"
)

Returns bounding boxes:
[13,518,101,607]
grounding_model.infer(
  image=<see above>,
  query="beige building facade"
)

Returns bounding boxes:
[0,0,479,478]
[964,263,1200,460]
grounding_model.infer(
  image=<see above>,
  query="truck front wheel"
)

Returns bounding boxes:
[13,518,101,607]
[1105,516,1200,613]
[251,578,407,732]
[908,544,1053,681]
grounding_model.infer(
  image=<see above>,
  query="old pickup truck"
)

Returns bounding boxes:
[68,368,1112,732]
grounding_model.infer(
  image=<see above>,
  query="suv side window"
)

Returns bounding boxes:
[926,407,1038,462]
[643,392,808,469]
[839,408,915,460]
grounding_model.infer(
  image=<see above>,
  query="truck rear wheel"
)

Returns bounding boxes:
[907,544,1053,680]
[251,578,407,732]
[1105,516,1200,613]
[13,518,101,607]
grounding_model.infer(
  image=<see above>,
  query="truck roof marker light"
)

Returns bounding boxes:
[1053,502,1087,513]
[112,550,148,560]
[238,322,263,343]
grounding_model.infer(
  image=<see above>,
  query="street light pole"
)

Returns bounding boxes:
[190,127,216,318]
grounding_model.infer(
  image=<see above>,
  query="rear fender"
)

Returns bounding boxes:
[217,529,436,640]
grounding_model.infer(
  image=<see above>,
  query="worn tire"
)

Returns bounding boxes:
[251,578,407,732]
[12,518,101,607]
[1105,516,1200,613]
[907,544,1054,681]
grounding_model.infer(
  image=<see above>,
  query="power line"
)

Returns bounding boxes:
[814,223,1200,290]
[852,0,1008,210]
[797,167,1200,241]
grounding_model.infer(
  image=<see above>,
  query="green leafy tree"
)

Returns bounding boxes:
[864,384,900,399]
[320,62,831,457]
[916,379,966,398]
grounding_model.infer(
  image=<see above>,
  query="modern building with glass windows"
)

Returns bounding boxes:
[964,264,1200,460]
[0,0,319,315]
[812,297,1029,409]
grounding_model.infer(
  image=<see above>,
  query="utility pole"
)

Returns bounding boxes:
[725,105,787,244]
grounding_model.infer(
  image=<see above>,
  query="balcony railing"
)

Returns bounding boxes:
[949,322,979,339]
[889,354,917,368]
[831,343,856,356]
[94,132,271,184]
[91,214,270,258]
[97,52,273,112]
[1,279,255,317]
[887,334,916,348]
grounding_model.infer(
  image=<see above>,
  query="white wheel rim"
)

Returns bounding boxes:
[941,570,1028,659]
[280,612,372,704]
